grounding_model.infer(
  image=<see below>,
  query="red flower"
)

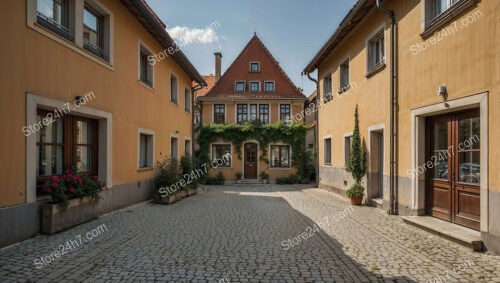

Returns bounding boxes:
[51,183,57,188]
[69,187,75,193]
[47,188,52,193]
[51,176,58,182]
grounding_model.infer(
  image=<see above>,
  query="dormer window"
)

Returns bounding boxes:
[249,81,260,92]
[250,62,260,72]
[234,81,245,92]
[264,81,275,92]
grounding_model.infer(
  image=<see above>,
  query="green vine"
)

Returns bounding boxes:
[197,120,310,176]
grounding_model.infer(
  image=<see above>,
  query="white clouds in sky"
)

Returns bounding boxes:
[167,21,221,46]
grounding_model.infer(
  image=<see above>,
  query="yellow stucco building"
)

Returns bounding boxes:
[304,0,500,253]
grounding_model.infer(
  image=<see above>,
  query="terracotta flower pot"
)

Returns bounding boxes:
[350,195,363,206]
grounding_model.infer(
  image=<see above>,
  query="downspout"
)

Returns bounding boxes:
[376,0,398,215]
[306,73,320,187]
[192,83,205,157]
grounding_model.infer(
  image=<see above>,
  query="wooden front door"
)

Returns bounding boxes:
[244,143,257,179]
[426,109,480,230]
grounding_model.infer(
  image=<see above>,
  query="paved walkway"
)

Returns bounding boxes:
[0,185,499,282]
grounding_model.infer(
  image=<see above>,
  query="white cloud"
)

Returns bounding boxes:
[167,26,220,46]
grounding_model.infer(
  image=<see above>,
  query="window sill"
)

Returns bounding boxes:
[138,80,155,92]
[366,61,386,78]
[421,0,477,39]
[323,163,332,166]
[268,167,292,171]
[170,101,179,107]
[184,110,192,115]
[338,85,350,94]
[137,167,153,172]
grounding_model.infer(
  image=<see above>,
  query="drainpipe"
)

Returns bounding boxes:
[192,83,205,157]
[306,73,320,187]
[376,0,397,215]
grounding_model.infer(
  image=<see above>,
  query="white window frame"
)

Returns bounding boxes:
[344,132,353,168]
[184,87,191,113]
[269,143,292,169]
[170,134,179,161]
[234,80,246,92]
[323,73,333,100]
[249,81,261,93]
[279,103,292,122]
[249,62,260,72]
[138,41,154,89]
[138,128,155,170]
[324,136,332,165]
[184,137,192,156]
[170,73,178,104]
[264,81,275,92]
[339,57,350,90]
[366,27,385,72]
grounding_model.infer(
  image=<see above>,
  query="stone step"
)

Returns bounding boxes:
[402,216,484,252]
[237,180,267,185]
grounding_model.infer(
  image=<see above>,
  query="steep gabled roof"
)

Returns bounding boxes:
[120,0,206,86]
[199,35,306,100]
[303,0,376,74]
[194,75,216,98]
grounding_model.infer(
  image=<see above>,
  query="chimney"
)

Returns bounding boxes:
[214,52,222,82]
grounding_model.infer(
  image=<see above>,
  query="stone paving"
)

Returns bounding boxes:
[0,185,499,282]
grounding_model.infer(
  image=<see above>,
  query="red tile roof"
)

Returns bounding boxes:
[195,75,216,98]
[199,35,306,101]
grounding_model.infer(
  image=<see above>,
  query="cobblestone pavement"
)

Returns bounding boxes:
[0,185,499,282]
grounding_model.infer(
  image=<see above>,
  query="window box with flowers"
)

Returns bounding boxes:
[41,168,106,235]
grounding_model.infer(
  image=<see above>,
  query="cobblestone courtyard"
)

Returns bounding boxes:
[1,185,499,282]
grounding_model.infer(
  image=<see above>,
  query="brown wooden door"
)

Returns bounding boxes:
[244,143,257,179]
[426,109,480,230]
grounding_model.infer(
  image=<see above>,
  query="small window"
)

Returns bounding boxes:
[249,81,260,92]
[139,45,153,87]
[270,145,291,168]
[264,81,275,92]
[344,136,352,167]
[280,104,291,121]
[237,104,248,124]
[259,104,269,124]
[184,88,191,113]
[214,104,225,124]
[250,62,260,72]
[340,59,349,89]
[36,0,73,41]
[323,74,332,99]
[170,137,178,160]
[139,132,154,169]
[171,75,178,104]
[432,0,460,18]
[324,138,332,164]
[185,139,191,156]
[212,145,231,167]
[368,31,385,70]
[83,5,108,61]
[234,81,245,92]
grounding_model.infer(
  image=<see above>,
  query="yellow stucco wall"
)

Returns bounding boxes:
[0,0,195,207]
[317,0,499,195]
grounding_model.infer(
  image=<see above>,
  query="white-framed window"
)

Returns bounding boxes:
[170,136,179,161]
[214,104,225,124]
[184,87,191,113]
[367,30,385,70]
[171,74,178,104]
[259,104,270,124]
[344,136,352,167]
[184,139,191,156]
[432,0,460,18]
[249,62,260,72]
[139,44,154,87]
[323,74,332,99]
[249,81,260,92]
[270,144,291,168]
[36,0,73,40]
[234,81,245,92]
[212,144,231,167]
[138,129,154,169]
[264,81,275,92]
[324,138,332,164]
[280,104,291,121]
[339,58,349,89]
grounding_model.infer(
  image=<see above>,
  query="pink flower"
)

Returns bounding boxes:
[51,183,57,188]
[47,188,52,193]
[51,176,58,182]
[69,187,75,193]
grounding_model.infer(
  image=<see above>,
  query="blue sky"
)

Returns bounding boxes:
[145,0,357,96]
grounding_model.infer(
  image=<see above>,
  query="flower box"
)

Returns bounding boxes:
[153,193,178,205]
[41,196,100,235]
[188,188,197,196]
[176,190,186,200]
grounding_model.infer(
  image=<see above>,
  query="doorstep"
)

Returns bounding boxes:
[402,216,484,252]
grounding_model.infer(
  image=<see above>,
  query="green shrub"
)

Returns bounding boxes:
[346,183,365,198]
[275,174,309,185]
[235,172,242,180]
[259,171,269,180]
[180,155,198,189]
[205,172,225,185]
[154,158,180,196]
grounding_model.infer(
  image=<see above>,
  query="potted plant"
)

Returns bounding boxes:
[41,168,105,234]
[346,105,366,206]
[259,171,269,184]
[153,158,181,204]
[235,172,242,180]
